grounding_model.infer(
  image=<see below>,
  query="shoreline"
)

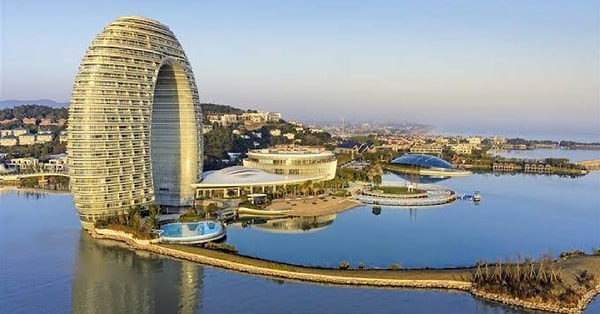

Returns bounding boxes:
[89,228,599,314]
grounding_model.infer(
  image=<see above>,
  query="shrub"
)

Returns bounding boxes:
[357,262,366,269]
[338,261,350,270]
[389,263,402,270]
[560,250,585,259]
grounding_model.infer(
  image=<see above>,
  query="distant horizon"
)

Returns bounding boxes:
[1,97,597,143]
[1,1,598,136]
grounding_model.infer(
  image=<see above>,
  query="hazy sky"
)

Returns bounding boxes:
[1,0,598,135]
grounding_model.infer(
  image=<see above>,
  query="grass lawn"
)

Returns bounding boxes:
[377,186,425,195]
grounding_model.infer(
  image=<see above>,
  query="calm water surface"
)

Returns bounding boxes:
[1,157,599,313]
[492,149,600,162]
[226,172,600,268]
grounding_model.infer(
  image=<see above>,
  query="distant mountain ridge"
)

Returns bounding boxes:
[0,99,68,109]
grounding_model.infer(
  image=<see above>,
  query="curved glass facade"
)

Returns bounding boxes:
[68,16,202,227]
[391,154,454,169]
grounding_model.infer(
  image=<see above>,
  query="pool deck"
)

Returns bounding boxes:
[265,196,361,216]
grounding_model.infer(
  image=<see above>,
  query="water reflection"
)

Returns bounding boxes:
[390,172,451,183]
[72,231,203,314]
[249,214,337,233]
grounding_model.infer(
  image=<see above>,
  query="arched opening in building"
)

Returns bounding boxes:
[150,59,199,207]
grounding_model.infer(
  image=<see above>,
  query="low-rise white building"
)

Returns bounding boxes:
[43,154,68,172]
[0,136,18,147]
[11,157,40,170]
[59,131,68,143]
[1,130,12,137]
[409,145,443,156]
[283,133,295,140]
[468,137,482,145]
[36,131,54,143]
[450,144,473,155]
[267,112,281,122]
[12,128,28,137]
[18,133,36,145]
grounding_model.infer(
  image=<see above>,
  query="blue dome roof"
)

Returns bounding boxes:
[390,154,454,169]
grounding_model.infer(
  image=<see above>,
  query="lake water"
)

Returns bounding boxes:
[225,172,600,269]
[1,152,600,313]
[491,149,600,162]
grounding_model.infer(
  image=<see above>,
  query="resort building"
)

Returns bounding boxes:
[0,136,18,147]
[243,147,337,181]
[409,145,443,156]
[18,133,36,145]
[68,16,203,228]
[267,112,282,122]
[59,131,68,143]
[11,157,40,170]
[283,133,295,140]
[12,128,28,137]
[36,131,55,144]
[193,166,323,199]
[493,162,516,171]
[43,153,69,173]
[22,117,37,125]
[390,154,471,177]
[39,118,53,126]
[450,143,473,155]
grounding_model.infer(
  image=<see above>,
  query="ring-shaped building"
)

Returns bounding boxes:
[68,16,203,228]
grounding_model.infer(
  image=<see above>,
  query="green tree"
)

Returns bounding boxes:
[147,204,160,229]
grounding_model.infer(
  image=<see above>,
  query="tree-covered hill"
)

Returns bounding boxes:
[0,105,68,121]
[200,103,247,115]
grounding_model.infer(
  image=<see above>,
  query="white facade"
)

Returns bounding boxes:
[0,130,12,137]
[410,145,443,156]
[243,147,337,181]
[12,129,28,137]
[18,134,36,145]
[0,136,18,147]
[450,144,473,155]
[68,16,203,227]
[36,132,54,143]
[11,157,39,170]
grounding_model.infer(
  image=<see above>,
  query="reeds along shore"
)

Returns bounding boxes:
[88,228,600,314]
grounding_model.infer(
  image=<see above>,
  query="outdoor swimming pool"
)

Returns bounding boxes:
[160,221,226,244]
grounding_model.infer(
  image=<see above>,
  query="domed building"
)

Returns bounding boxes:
[390,154,470,177]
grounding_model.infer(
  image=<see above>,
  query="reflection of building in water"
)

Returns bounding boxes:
[72,232,202,314]
[251,214,336,233]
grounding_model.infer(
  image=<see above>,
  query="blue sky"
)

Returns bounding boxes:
[1,0,598,135]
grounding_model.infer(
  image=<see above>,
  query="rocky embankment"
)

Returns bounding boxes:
[471,287,600,314]
[90,228,598,314]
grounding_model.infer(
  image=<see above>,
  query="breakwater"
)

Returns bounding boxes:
[89,228,598,314]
